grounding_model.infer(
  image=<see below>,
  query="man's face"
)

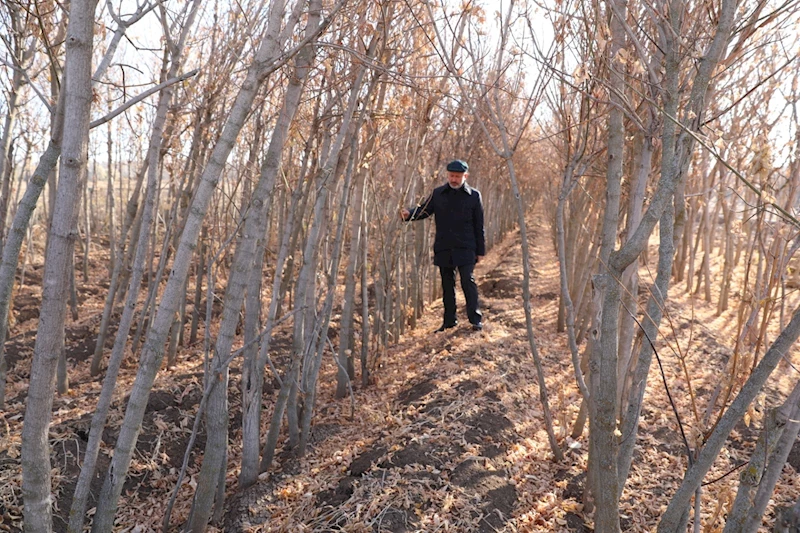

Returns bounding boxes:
[447,171,466,188]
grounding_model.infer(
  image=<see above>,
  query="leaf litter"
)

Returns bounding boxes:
[1,218,799,532]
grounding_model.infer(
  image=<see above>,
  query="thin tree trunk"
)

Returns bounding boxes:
[333,55,384,397]
[617,199,676,488]
[589,0,627,524]
[336,171,366,398]
[90,162,148,375]
[557,187,590,399]
[82,161,91,281]
[724,382,800,533]
[21,1,97,530]
[0,87,67,409]
[718,189,734,314]
[555,94,591,405]
[288,171,329,450]
[0,142,60,409]
[66,5,202,529]
[673,191,690,283]
[685,199,700,291]
[0,140,15,257]
[129,208,174,353]
[508,158,564,462]
[166,309,182,368]
[239,233,266,485]
[189,226,207,345]
[573,239,599,346]
[617,130,653,413]
[299,170,350,454]
[276,159,316,318]
[106,114,116,276]
[238,122,266,477]
[700,185,714,302]
[254,153,310,476]
[9,138,31,227]
[743,382,800,532]
[360,203,370,387]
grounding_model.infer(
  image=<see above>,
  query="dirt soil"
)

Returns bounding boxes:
[1,218,799,532]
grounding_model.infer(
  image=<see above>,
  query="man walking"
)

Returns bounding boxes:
[401,160,485,332]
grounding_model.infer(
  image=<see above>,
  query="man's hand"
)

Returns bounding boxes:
[476,255,484,264]
[400,208,410,221]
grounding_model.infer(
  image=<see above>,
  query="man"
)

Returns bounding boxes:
[400,160,485,332]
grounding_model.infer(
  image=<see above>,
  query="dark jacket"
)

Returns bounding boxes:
[406,183,486,267]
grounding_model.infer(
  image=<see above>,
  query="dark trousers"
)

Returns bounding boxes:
[439,263,481,326]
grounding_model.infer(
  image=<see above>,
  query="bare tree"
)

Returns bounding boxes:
[20,1,98,531]
[0,1,35,252]
[66,2,202,530]
[0,0,163,406]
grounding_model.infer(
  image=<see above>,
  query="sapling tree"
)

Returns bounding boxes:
[21,1,98,530]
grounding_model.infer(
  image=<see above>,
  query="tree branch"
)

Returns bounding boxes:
[88,69,199,129]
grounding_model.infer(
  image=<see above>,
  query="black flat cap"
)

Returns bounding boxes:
[446,160,469,173]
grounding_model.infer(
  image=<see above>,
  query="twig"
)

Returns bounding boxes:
[89,69,199,129]
[621,301,694,465]
[700,461,747,487]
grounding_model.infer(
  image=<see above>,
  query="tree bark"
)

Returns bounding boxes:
[589,0,627,525]
[239,236,266,486]
[21,1,97,531]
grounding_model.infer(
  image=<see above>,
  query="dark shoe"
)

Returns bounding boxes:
[435,323,457,333]
[471,322,483,331]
